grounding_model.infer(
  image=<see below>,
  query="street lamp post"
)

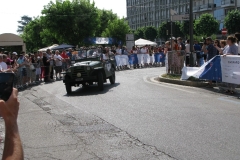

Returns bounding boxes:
[189,0,194,67]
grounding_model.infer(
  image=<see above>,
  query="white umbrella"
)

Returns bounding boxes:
[135,38,157,46]
[38,44,59,52]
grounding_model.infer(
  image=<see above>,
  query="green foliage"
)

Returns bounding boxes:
[41,0,100,45]
[194,13,219,37]
[102,18,130,44]
[95,9,118,36]
[21,18,44,52]
[158,22,183,40]
[224,10,240,34]
[144,26,157,41]
[21,0,130,51]
[134,27,145,40]
[17,15,32,33]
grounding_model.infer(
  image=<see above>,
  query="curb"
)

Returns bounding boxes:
[157,76,209,87]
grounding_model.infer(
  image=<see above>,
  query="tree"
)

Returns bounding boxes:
[41,0,100,45]
[158,22,183,40]
[134,27,145,40]
[144,26,157,41]
[180,20,197,38]
[102,18,130,44]
[21,17,58,51]
[95,9,118,36]
[194,13,219,37]
[224,10,240,34]
[17,15,32,33]
[21,18,44,51]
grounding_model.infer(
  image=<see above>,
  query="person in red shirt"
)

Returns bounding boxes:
[60,50,69,71]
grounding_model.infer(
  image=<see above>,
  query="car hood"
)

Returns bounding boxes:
[73,61,100,67]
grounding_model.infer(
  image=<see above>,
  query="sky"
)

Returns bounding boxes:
[0,0,126,35]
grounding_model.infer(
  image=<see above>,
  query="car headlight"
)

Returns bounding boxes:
[67,68,71,73]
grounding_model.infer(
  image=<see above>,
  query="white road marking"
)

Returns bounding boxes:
[218,97,240,105]
[143,76,196,94]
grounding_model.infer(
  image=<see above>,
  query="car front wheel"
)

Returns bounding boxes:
[109,68,115,84]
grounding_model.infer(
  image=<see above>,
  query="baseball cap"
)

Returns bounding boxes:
[12,52,18,55]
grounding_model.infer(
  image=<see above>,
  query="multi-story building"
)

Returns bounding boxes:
[126,0,240,31]
[126,0,190,30]
[193,0,240,30]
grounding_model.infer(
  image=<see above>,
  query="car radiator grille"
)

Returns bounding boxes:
[72,68,88,78]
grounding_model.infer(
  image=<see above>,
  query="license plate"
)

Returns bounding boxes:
[76,78,83,81]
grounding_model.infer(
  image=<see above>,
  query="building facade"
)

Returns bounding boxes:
[126,0,190,30]
[193,0,240,30]
[126,0,240,31]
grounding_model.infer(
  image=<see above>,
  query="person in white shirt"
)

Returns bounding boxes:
[0,54,8,72]
[115,45,122,69]
[185,40,191,66]
[54,50,63,80]
[142,45,149,67]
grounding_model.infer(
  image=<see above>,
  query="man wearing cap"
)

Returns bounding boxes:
[17,52,28,85]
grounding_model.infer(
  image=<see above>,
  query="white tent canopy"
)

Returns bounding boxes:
[135,38,157,46]
[38,44,59,52]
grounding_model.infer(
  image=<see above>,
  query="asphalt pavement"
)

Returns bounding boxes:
[1,67,240,160]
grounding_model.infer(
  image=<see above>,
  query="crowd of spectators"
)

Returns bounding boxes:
[0,33,239,92]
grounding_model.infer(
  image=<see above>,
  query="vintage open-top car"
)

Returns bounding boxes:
[63,56,116,94]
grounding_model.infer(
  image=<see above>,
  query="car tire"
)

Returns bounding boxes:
[109,68,115,85]
[97,72,104,91]
[66,84,72,94]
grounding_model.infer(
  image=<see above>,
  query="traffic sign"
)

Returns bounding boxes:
[126,34,134,41]
[172,14,189,21]
[222,28,227,35]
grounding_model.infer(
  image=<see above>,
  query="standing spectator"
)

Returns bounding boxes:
[49,52,54,80]
[214,39,221,55]
[194,41,204,67]
[164,41,171,73]
[24,54,31,85]
[115,45,122,70]
[220,40,227,50]
[177,37,186,67]
[30,54,36,84]
[142,45,149,67]
[42,52,50,82]
[34,52,41,82]
[185,39,190,66]
[204,37,218,61]
[0,54,8,72]
[17,52,28,86]
[203,37,218,87]
[54,50,62,80]
[234,32,240,55]
[61,49,69,71]
[216,36,238,94]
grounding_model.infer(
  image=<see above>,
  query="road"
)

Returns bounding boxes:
[4,67,240,160]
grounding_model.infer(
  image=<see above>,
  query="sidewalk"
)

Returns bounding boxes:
[0,86,174,160]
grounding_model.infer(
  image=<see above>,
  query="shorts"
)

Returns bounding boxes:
[55,66,62,73]
[35,68,41,75]
[22,68,27,77]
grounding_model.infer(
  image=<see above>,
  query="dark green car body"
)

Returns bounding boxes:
[63,57,116,94]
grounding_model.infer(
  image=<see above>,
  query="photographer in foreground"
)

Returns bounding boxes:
[0,88,23,160]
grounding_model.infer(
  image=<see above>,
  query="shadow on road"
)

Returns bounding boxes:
[64,83,120,97]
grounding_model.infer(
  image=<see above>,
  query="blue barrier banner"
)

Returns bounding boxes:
[128,54,138,65]
[154,53,160,63]
[199,56,222,81]
[160,52,165,63]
